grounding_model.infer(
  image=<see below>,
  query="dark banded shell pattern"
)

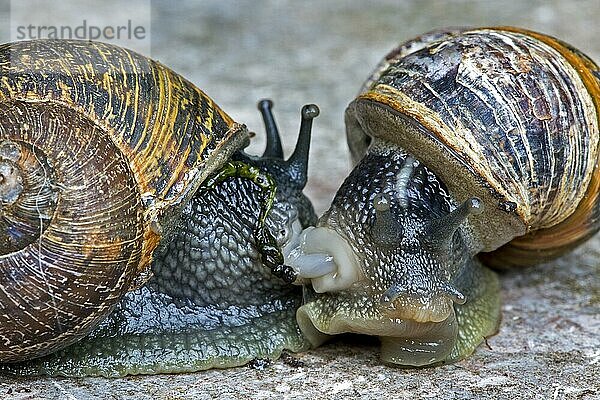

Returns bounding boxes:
[345,27,600,266]
[0,40,248,361]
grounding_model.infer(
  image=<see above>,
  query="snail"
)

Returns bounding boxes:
[284,27,600,367]
[3,26,599,376]
[0,39,319,376]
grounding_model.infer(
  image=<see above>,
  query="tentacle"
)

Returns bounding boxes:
[286,104,319,189]
[440,284,466,305]
[425,197,484,247]
[379,283,403,305]
[371,193,403,246]
[258,99,284,159]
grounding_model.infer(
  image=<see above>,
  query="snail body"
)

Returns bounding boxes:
[0,40,317,375]
[287,27,600,366]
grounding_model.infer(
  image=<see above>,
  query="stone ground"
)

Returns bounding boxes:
[0,0,599,398]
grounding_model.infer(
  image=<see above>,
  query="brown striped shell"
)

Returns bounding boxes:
[0,40,248,361]
[345,27,600,267]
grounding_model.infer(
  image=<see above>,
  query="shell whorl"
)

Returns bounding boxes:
[0,40,248,361]
[0,40,248,268]
[346,27,600,265]
[0,101,145,361]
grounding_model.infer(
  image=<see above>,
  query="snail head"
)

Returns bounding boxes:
[285,142,488,366]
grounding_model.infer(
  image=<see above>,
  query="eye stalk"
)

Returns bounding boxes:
[371,193,403,246]
[256,99,319,190]
[424,197,484,248]
[258,99,284,159]
[287,104,319,190]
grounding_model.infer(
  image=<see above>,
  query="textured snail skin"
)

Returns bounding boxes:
[2,161,314,376]
[291,27,599,366]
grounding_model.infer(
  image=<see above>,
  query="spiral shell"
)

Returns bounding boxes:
[345,27,600,266]
[0,40,248,361]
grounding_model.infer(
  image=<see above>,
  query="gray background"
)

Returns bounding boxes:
[0,0,599,399]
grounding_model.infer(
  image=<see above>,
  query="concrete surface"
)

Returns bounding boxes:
[0,0,599,398]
